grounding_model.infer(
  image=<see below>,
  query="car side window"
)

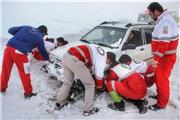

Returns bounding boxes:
[143,28,153,44]
[126,29,143,47]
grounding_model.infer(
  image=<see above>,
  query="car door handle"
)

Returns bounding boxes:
[140,48,144,51]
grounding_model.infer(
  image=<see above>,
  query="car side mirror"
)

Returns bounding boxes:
[122,43,136,50]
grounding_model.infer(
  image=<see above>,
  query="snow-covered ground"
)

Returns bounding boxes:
[0,38,180,120]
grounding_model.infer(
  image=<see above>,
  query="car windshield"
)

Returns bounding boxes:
[80,26,126,48]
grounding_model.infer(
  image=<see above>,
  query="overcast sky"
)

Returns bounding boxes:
[0,0,179,38]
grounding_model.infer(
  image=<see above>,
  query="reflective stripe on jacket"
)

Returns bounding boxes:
[151,10,178,61]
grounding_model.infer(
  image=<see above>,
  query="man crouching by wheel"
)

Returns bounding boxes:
[55,44,116,116]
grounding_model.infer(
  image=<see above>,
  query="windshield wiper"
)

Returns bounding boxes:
[81,40,114,49]
[80,39,91,44]
[92,42,113,49]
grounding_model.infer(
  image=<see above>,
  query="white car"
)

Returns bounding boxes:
[47,21,154,81]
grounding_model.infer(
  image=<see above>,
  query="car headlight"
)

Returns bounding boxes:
[49,53,55,63]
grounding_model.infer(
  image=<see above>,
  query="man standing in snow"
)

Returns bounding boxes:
[147,2,178,111]
[55,44,116,116]
[0,25,49,99]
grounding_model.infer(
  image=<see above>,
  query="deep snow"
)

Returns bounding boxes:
[0,37,180,119]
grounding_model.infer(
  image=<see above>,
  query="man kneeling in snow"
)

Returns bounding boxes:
[119,54,155,87]
[104,57,148,114]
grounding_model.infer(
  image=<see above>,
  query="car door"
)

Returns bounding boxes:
[121,27,147,61]
[141,27,154,64]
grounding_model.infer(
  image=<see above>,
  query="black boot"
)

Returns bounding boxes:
[137,103,148,114]
[128,99,148,114]
[55,101,68,110]
[83,107,100,116]
[24,92,37,99]
[0,89,6,95]
[108,100,125,111]
[140,99,148,105]
[149,104,164,111]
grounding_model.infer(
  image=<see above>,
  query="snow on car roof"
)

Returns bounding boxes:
[99,23,128,29]
[98,22,152,28]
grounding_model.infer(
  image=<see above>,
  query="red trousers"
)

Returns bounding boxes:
[0,46,32,94]
[144,65,155,87]
[107,73,147,100]
[155,54,176,108]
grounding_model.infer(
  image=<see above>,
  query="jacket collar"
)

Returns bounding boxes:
[156,9,169,24]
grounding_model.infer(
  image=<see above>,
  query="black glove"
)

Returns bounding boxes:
[96,87,106,95]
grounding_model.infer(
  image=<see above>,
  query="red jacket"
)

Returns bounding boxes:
[151,10,178,62]
[68,45,107,88]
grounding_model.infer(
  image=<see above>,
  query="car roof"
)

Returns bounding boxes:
[98,21,153,29]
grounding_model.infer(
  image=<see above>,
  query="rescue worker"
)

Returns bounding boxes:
[33,37,68,60]
[55,37,68,47]
[147,2,178,110]
[105,62,148,114]
[55,44,116,116]
[119,54,155,87]
[0,25,49,99]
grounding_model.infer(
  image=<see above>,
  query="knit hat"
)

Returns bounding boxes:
[38,25,48,35]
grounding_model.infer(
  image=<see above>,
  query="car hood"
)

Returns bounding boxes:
[50,40,117,59]
[50,41,88,59]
